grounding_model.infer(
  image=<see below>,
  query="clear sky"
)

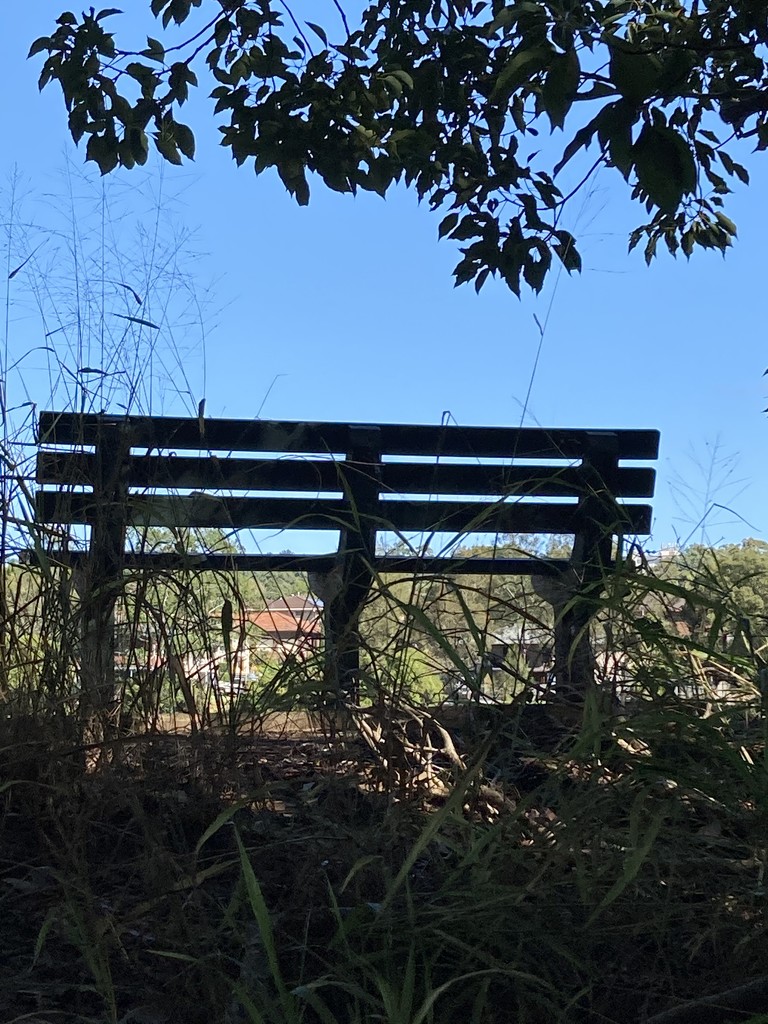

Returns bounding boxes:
[3,5,767,551]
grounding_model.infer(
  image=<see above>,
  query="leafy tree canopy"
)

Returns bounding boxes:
[32,2,766,294]
[673,538,768,632]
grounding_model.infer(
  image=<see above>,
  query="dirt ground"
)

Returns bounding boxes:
[3,706,768,1024]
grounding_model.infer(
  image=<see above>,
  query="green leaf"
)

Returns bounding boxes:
[491,44,552,104]
[438,211,459,238]
[510,94,526,133]
[86,133,119,175]
[306,22,327,46]
[155,132,183,165]
[125,61,157,88]
[553,232,581,273]
[608,39,663,103]
[144,36,165,63]
[95,8,122,18]
[587,797,666,925]
[718,149,749,184]
[608,126,634,178]
[553,109,604,176]
[168,0,193,26]
[451,215,482,242]
[129,128,149,165]
[281,168,310,207]
[148,950,198,963]
[194,797,256,855]
[633,123,696,213]
[596,99,637,179]
[541,49,580,131]
[485,2,545,36]
[733,163,749,185]
[474,267,491,293]
[390,69,414,89]
[28,37,52,59]
[118,140,135,169]
[522,240,551,292]
[643,233,659,264]
[715,211,737,237]
[234,828,298,1022]
[175,122,195,159]
[384,74,403,98]
[107,90,128,121]
[169,61,195,103]
[214,17,232,46]
[577,81,616,101]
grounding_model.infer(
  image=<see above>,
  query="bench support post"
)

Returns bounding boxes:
[77,422,129,753]
[324,426,381,703]
[533,571,596,707]
[537,433,620,709]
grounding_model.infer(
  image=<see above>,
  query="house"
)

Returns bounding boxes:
[246,595,323,659]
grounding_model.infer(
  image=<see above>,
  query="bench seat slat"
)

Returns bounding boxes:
[38,412,661,461]
[36,491,653,536]
[37,451,657,499]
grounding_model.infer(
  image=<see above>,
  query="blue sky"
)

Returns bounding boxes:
[3,5,767,550]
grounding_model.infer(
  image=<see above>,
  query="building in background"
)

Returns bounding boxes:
[247,595,323,659]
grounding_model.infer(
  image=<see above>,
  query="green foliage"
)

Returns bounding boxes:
[669,538,768,644]
[365,646,445,704]
[32,2,766,294]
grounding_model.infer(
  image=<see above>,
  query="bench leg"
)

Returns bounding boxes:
[74,566,121,763]
[76,424,129,764]
[533,573,596,707]
[553,598,596,706]
[323,423,380,706]
[324,570,371,704]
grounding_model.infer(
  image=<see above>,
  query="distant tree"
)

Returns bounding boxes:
[672,538,768,643]
[245,564,309,604]
[131,525,241,556]
[131,529,306,595]
[33,2,766,295]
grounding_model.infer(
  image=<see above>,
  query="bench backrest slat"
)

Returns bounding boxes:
[37,451,656,500]
[38,412,660,461]
[36,412,659,575]
[36,492,653,537]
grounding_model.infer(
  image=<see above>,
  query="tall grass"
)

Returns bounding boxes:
[3,495,768,1023]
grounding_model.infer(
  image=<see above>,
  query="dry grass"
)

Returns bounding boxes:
[2,677,768,1024]
[2,469,768,1022]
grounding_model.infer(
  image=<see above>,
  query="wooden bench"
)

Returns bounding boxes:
[35,411,658,709]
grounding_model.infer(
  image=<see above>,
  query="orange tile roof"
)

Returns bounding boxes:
[248,608,322,637]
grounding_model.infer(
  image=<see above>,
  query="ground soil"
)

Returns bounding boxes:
[2,708,767,1024]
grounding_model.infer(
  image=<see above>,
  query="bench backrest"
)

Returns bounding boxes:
[36,412,658,575]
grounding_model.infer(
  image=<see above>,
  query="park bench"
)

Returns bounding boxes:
[35,411,659,707]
